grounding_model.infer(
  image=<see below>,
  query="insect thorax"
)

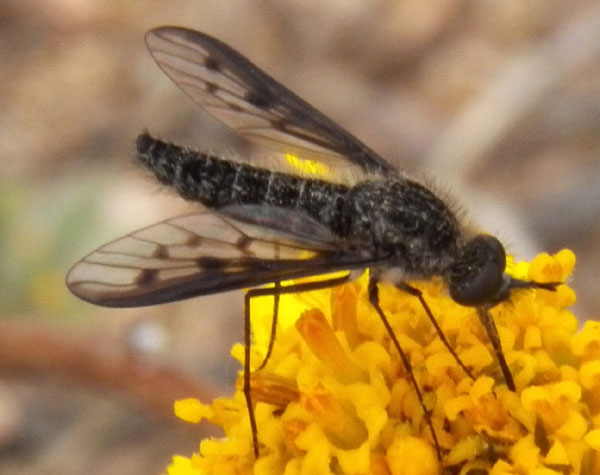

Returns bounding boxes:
[344,178,461,276]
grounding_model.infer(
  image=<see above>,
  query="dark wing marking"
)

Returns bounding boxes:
[66,212,378,308]
[145,26,394,175]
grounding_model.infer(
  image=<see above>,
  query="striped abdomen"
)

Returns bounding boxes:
[136,133,350,234]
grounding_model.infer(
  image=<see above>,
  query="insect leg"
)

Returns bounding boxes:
[243,291,260,458]
[243,273,352,458]
[476,308,516,391]
[395,282,474,381]
[256,281,280,371]
[257,245,280,371]
[368,276,442,461]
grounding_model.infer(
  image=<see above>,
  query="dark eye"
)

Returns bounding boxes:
[446,235,508,306]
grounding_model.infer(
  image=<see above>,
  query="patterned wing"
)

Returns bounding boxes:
[66,211,375,308]
[145,26,394,175]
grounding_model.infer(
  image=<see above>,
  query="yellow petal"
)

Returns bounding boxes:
[583,429,600,450]
[386,434,439,475]
[545,439,569,465]
[174,398,212,424]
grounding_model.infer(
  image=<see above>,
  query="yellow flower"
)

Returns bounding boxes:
[165,249,600,474]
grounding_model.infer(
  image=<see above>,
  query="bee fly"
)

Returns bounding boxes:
[67,27,560,459]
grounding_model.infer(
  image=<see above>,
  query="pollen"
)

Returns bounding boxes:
[165,249,600,474]
[285,152,331,178]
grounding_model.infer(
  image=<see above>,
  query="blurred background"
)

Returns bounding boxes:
[1,0,600,473]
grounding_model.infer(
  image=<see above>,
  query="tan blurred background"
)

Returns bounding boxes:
[1,1,600,473]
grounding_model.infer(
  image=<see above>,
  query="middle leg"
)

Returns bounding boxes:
[368,275,442,461]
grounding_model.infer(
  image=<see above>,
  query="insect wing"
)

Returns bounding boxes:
[66,211,373,308]
[145,27,394,175]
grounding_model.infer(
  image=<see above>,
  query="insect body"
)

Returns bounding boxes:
[67,27,559,459]
[136,132,460,281]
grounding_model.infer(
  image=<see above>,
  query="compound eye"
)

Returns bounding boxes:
[447,235,507,306]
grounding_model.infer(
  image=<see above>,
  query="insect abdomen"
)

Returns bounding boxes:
[137,133,241,206]
[136,133,350,231]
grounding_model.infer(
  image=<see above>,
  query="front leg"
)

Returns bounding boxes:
[395,281,474,381]
[476,307,516,391]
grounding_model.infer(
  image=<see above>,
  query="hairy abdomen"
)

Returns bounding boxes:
[136,133,350,233]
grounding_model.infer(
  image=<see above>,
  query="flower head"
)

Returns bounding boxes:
[166,249,600,474]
